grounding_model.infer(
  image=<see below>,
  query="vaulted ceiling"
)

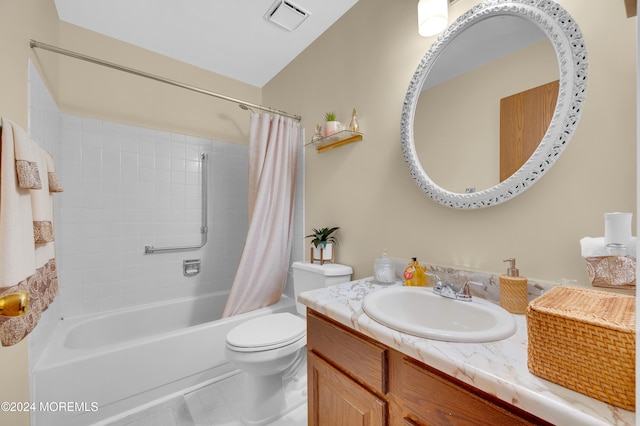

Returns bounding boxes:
[54,0,359,88]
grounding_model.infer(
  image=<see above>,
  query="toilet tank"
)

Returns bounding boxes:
[292,261,353,316]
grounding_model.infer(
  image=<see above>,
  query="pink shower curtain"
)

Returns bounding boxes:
[222,113,300,317]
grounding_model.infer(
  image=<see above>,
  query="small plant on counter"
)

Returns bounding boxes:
[306,227,339,249]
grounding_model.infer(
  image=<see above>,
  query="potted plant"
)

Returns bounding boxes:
[323,111,342,137]
[306,226,339,264]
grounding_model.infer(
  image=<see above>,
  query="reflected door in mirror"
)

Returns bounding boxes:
[500,80,559,181]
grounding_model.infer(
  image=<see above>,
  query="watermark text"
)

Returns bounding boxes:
[1,401,99,412]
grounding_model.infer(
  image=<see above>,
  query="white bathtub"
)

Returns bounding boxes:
[32,291,297,426]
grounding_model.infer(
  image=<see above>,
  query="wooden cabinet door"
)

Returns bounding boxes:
[308,351,387,426]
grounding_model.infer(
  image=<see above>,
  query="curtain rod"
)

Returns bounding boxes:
[29,39,302,122]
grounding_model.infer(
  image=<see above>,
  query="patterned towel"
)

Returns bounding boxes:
[0,118,62,346]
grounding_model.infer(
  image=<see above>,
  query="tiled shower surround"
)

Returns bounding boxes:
[29,63,250,319]
[27,62,305,371]
[55,115,249,317]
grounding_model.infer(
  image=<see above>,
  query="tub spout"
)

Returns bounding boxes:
[0,292,29,317]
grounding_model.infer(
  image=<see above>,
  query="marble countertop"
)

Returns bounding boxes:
[298,278,635,426]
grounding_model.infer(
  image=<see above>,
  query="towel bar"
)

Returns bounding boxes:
[144,152,208,254]
[0,292,29,317]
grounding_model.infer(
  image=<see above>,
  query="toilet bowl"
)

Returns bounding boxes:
[225,262,352,425]
[225,313,307,425]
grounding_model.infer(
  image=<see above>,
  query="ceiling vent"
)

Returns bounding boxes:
[265,0,310,32]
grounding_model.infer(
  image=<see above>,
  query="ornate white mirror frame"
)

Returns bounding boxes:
[401,0,587,209]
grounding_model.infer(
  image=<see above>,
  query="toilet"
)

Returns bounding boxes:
[225,261,353,425]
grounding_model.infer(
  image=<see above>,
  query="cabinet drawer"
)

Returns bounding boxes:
[307,310,388,394]
[400,357,551,425]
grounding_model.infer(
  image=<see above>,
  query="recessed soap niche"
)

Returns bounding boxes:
[183,259,201,277]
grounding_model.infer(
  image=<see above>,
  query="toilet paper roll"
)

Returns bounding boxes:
[604,212,632,246]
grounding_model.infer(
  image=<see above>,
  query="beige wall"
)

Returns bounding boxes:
[264,0,637,285]
[0,1,58,423]
[54,22,261,145]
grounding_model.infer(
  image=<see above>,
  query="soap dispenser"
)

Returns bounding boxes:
[404,257,426,287]
[499,258,528,314]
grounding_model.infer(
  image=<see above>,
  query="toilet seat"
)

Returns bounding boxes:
[226,313,306,352]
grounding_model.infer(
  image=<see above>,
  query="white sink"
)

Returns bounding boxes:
[362,286,516,343]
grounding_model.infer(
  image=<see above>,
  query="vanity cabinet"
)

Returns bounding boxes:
[307,308,388,425]
[307,310,551,426]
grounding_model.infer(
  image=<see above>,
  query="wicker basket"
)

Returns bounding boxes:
[527,286,636,411]
[584,255,636,289]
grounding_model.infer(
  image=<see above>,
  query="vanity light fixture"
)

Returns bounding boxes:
[418,0,448,37]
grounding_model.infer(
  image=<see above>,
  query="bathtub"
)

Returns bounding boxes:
[31,291,297,426]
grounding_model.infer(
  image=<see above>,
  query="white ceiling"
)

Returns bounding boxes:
[423,15,548,90]
[54,0,359,88]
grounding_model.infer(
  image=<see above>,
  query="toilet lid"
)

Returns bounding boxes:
[226,313,306,350]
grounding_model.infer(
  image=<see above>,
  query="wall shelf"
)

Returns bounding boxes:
[307,130,363,153]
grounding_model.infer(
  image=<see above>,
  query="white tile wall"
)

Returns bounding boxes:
[55,115,250,317]
[27,61,305,368]
[26,63,253,330]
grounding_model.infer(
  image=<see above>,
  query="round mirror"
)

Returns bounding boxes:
[401,0,587,209]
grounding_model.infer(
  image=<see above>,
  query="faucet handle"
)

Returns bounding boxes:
[457,281,483,300]
[424,271,442,288]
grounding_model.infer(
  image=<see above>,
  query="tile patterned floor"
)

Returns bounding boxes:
[107,373,307,426]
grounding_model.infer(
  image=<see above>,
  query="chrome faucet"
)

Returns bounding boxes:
[426,272,482,302]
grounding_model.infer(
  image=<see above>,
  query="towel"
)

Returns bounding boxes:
[580,236,637,258]
[0,118,61,346]
[12,121,42,190]
[31,148,55,244]
[45,151,63,193]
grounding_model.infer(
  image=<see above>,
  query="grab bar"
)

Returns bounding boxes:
[144,153,209,254]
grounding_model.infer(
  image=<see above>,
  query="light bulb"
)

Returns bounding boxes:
[418,0,448,37]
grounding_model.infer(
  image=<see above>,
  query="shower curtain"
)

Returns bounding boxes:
[222,113,300,317]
